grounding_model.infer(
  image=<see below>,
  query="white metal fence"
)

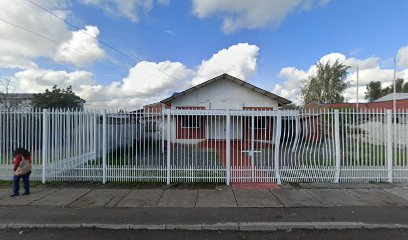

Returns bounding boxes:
[1,108,407,184]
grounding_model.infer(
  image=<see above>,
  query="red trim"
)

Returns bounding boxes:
[176,106,205,110]
[243,107,273,110]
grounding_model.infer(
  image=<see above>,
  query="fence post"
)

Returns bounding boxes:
[93,111,97,159]
[334,110,341,183]
[274,111,282,184]
[166,109,171,185]
[386,110,393,183]
[42,109,48,184]
[102,110,107,184]
[225,109,231,185]
[251,112,255,181]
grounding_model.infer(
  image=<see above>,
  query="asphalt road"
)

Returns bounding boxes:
[2,229,408,240]
[2,206,408,225]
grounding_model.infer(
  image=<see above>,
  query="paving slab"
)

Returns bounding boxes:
[348,189,408,207]
[299,183,395,189]
[105,190,130,207]
[157,190,197,208]
[383,187,408,201]
[196,189,237,207]
[271,189,323,207]
[234,189,283,207]
[29,189,90,207]
[305,189,371,207]
[0,188,59,206]
[115,190,163,207]
[69,189,129,207]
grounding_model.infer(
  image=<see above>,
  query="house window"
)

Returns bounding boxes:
[253,117,268,129]
[182,116,201,128]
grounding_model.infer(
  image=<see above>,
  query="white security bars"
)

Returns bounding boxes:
[0,108,407,184]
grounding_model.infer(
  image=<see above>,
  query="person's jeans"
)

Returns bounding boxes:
[13,172,31,194]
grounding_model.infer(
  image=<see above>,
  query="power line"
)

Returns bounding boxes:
[26,0,182,82]
[0,18,131,71]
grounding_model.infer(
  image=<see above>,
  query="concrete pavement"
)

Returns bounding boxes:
[1,183,408,208]
[1,183,408,231]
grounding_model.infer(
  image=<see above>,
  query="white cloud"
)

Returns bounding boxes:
[192,43,259,85]
[81,0,156,22]
[397,45,408,68]
[82,43,260,108]
[0,56,38,70]
[54,26,106,66]
[273,52,407,105]
[0,0,105,69]
[0,0,71,68]
[192,0,330,33]
[8,43,260,109]
[120,61,193,96]
[14,69,95,93]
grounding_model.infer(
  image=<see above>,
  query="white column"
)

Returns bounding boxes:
[226,109,231,185]
[102,110,107,184]
[42,109,49,184]
[166,109,171,185]
[386,110,393,183]
[93,111,97,160]
[334,110,341,183]
[251,112,255,181]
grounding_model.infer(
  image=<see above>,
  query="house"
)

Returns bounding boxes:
[160,73,291,143]
[139,74,292,169]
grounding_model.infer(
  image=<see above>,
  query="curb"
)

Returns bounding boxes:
[2,222,408,231]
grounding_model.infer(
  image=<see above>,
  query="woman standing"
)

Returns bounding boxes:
[10,148,32,197]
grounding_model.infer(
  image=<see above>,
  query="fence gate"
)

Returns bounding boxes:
[165,109,281,184]
[229,110,279,183]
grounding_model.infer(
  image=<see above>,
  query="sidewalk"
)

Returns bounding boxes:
[1,183,408,231]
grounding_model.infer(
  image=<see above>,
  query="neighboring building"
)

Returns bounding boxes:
[0,92,86,110]
[306,93,408,111]
[0,93,35,110]
[305,93,408,147]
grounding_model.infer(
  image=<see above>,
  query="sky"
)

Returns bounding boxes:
[1,0,408,109]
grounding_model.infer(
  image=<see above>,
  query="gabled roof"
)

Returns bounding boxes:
[160,73,292,106]
[373,93,408,102]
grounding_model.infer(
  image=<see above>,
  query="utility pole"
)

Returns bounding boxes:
[393,57,397,113]
[356,65,359,110]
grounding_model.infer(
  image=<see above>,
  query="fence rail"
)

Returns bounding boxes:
[1,108,408,184]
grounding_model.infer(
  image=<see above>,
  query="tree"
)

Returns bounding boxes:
[364,78,408,102]
[404,82,408,93]
[383,78,404,95]
[301,60,350,105]
[364,81,383,101]
[32,85,85,109]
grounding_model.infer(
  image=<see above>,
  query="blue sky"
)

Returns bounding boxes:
[1,0,408,108]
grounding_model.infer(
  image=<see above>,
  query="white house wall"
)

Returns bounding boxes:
[171,80,279,110]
